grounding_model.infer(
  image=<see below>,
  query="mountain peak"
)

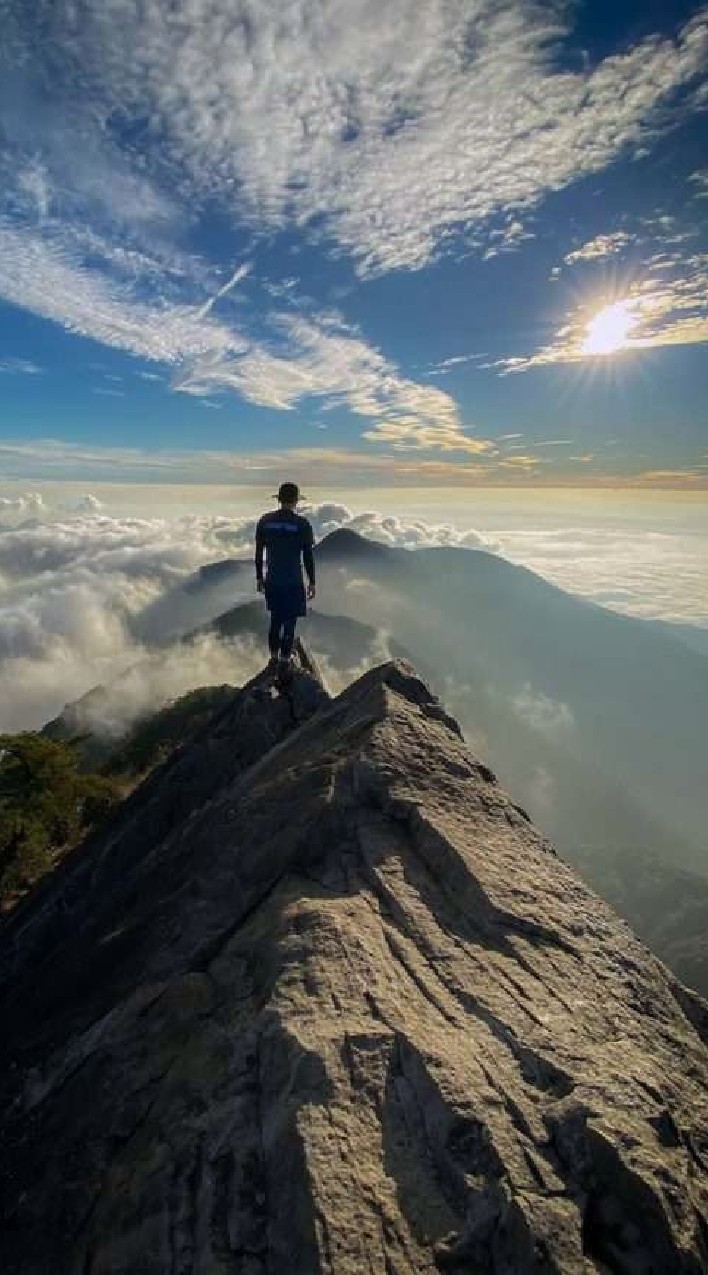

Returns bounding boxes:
[2,653,707,1273]
[316,526,399,560]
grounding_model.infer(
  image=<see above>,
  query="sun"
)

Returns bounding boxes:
[581,299,637,356]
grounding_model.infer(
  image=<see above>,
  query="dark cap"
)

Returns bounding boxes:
[273,481,303,504]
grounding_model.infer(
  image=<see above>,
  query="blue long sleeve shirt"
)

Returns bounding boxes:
[255,509,315,588]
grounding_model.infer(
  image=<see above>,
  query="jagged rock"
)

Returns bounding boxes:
[1,658,707,1274]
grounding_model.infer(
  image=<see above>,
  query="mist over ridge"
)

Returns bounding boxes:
[1,499,706,877]
[3,503,708,1030]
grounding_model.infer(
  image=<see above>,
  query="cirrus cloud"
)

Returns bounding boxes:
[0,218,481,452]
[52,1,708,275]
[5,1,707,280]
[1,0,707,472]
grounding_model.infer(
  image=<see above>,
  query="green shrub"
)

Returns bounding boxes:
[0,733,122,910]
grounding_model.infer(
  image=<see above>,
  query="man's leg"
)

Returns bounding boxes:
[280,617,297,658]
[268,614,282,657]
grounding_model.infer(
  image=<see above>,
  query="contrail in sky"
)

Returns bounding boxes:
[195,262,252,320]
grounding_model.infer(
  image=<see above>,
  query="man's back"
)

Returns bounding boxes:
[255,508,314,587]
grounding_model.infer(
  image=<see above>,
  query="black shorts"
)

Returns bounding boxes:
[264,581,307,620]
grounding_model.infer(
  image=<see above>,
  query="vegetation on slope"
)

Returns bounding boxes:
[1,685,235,912]
[0,734,121,911]
[100,685,234,777]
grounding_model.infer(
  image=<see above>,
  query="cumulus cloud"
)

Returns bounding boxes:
[0,491,45,515]
[526,765,558,818]
[310,502,493,549]
[0,514,257,730]
[312,629,397,698]
[0,496,705,746]
[0,515,249,590]
[563,232,635,264]
[73,493,103,514]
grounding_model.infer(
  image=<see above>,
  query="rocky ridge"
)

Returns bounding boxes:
[1,654,708,1274]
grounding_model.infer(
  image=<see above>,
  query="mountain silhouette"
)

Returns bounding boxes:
[130,557,251,645]
[205,599,420,674]
[1,654,708,1273]
[316,525,402,563]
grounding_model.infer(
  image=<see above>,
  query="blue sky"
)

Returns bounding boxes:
[1,0,707,488]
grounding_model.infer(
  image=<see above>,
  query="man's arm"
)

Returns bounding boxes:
[302,521,315,595]
[255,519,265,590]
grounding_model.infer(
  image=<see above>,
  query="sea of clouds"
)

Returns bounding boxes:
[0,498,492,733]
[1,492,706,735]
[493,525,708,629]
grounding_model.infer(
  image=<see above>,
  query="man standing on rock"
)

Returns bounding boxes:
[255,482,316,671]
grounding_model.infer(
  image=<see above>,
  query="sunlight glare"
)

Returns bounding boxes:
[582,299,637,356]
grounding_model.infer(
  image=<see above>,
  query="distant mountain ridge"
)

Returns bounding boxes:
[306,530,708,870]
[316,525,403,562]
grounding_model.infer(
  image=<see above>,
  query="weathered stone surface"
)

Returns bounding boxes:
[0,652,328,1052]
[1,658,708,1274]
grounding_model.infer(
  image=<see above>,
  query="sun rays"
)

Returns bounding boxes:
[581,298,639,355]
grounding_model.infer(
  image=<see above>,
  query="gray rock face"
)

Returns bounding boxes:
[1,658,708,1274]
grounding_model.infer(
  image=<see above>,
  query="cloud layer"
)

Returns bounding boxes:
[0,491,45,516]
[492,523,708,626]
[0,503,495,730]
[1,496,705,737]
[55,0,708,274]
